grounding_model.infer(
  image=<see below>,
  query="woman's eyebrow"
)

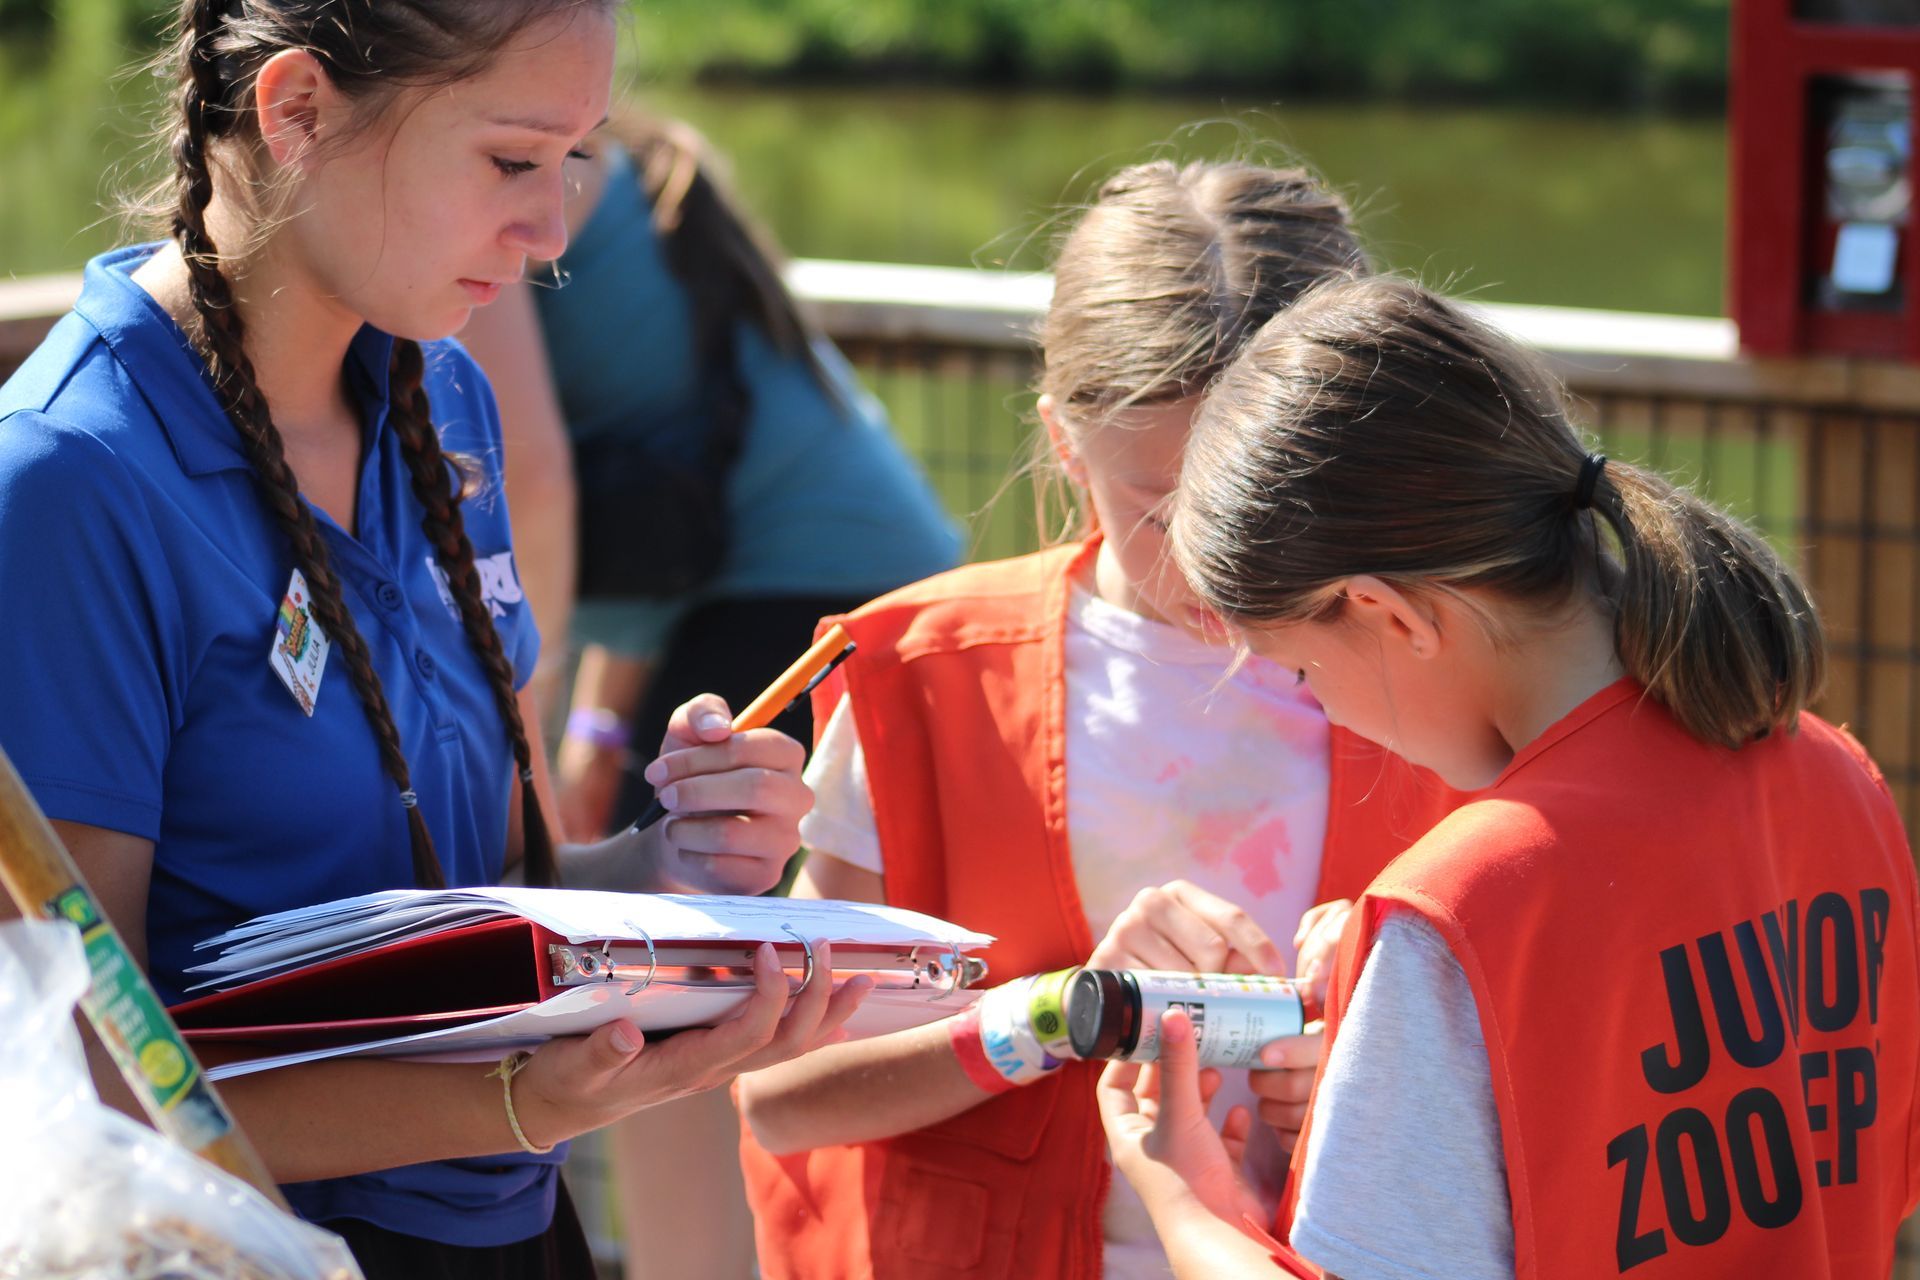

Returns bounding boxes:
[484,112,611,136]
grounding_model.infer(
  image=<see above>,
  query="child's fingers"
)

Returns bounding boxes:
[1221,1103,1254,1166]
[1165,881,1286,975]
[1096,1060,1146,1124]
[1197,1066,1224,1112]
[1151,1008,1207,1128]
[1248,1062,1316,1105]
[1256,1027,1324,1072]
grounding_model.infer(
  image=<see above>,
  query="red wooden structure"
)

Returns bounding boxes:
[1731,0,1918,360]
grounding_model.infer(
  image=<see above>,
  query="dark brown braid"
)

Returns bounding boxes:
[387,339,559,888]
[153,0,611,887]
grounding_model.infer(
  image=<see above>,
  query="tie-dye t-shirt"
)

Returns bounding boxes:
[801,584,1332,1280]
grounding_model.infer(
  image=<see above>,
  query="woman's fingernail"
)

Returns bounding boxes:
[643,760,667,786]
[696,712,730,734]
[659,784,678,811]
[611,1024,637,1054]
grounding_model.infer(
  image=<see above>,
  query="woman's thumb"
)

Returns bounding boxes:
[581,1018,645,1077]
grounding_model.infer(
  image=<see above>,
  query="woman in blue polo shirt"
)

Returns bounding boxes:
[0,3,861,1276]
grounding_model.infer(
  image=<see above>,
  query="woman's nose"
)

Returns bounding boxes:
[506,178,570,262]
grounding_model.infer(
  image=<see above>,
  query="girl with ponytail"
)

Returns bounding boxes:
[0,2,862,1274]
[1098,275,1920,1277]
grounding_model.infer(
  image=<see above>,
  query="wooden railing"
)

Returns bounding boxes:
[7,263,1920,834]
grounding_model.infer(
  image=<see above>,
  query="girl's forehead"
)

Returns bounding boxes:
[1078,397,1197,475]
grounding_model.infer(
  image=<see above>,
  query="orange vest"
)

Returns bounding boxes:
[1289,680,1920,1278]
[743,541,1457,1280]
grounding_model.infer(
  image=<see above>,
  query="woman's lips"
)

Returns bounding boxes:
[459,279,503,305]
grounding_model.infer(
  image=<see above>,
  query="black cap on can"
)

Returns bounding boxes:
[1068,968,1139,1060]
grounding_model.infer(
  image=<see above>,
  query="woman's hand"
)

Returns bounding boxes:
[1098,1008,1264,1229]
[1088,880,1286,976]
[515,939,869,1144]
[641,693,813,895]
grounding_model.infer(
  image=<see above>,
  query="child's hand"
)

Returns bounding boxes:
[641,693,813,895]
[1292,897,1353,1007]
[1250,1026,1324,1155]
[1098,1008,1264,1228]
[1089,880,1286,975]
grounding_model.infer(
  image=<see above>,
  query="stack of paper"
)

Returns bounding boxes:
[169,888,992,1080]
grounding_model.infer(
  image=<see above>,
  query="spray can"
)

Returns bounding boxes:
[1066,969,1314,1068]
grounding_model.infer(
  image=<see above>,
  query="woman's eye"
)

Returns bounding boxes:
[492,156,539,177]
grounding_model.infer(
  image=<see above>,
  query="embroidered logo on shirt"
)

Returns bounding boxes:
[427,551,526,621]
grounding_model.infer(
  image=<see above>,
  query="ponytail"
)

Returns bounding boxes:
[1594,461,1824,748]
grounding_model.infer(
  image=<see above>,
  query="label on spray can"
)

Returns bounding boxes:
[1066,969,1307,1069]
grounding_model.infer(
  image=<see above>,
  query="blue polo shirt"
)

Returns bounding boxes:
[0,245,557,1246]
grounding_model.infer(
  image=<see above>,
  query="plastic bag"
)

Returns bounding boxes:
[0,918,361,1280]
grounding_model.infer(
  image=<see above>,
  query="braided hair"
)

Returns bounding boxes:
[157,0,600,886]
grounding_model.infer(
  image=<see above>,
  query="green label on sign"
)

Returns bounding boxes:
[48,885,231,1148]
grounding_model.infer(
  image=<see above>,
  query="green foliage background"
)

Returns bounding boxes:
[1,0,1731,109]
[624,0,1729,108]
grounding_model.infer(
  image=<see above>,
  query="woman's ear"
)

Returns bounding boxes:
[252,48,337,170]
[1339,574,1442,661]
[1038,394,1089,485]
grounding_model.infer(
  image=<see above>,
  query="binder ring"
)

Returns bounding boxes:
[908,941,969,999]
[780,923,816,996]
[608,926,657,996]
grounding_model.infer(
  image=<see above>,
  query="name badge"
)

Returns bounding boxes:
[270,568,331,716]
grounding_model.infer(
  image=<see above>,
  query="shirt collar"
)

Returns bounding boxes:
[75,243,397,479]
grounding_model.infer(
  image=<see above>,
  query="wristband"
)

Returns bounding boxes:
[948,1007,1021,1095]
[564,707,631,750]
[958,971,1078,1090]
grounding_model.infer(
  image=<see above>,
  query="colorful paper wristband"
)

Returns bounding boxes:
[948,1007,1021,1095]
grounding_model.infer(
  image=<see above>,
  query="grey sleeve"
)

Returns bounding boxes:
[1291,912,1515,1280]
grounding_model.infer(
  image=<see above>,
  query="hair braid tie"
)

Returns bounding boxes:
[1574,453,1608,511]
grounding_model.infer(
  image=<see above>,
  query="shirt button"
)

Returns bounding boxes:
[374,582,404,611]
[414,649,437,680]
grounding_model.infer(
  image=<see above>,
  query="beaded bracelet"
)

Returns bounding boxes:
[489,1050,556,1155]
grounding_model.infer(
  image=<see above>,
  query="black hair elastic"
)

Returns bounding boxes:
[1573,453,1607,510]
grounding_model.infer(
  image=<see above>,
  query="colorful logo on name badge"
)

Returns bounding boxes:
[269,568,331,717]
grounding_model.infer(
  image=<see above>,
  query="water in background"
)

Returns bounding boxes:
[0,26,1725,316]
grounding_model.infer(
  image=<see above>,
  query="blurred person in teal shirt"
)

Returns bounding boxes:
[461,111,961,1280]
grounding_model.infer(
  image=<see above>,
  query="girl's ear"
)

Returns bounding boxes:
[253,48,338,170]
[1339,574,1442,661]
[1038,394,1089,485]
